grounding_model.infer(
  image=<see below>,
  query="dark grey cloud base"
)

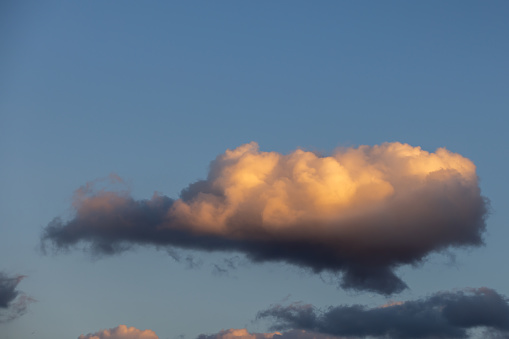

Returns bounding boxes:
[257,288,509,339]
[42,182,488,295]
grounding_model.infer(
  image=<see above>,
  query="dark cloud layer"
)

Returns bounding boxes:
[0,272,34,322]
[41,143,489,294]
[257,288,509,339]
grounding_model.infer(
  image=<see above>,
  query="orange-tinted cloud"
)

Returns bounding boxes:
[80,327,340,339]
[42,142,489,294]
[78,325,159,339]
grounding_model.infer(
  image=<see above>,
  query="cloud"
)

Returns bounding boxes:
[212,256,243,277]
[78,325,159,339]
[197,328,339,339]
[0,272,35,323]
[197,328,281,339]
[41,142,489,294]
[257,288,509,339]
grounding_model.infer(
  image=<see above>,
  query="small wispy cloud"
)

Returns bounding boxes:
[0,272,35,323]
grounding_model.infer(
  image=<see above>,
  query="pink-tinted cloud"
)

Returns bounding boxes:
[42,142,489,294]
[197,328,281,339]
[78,325,159,339]
[197,328,341,339]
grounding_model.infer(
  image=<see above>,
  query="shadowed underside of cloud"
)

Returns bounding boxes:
[78,325,159,339]
[0,272,34,323]
[257,288,509,339]
[41,142,489,294]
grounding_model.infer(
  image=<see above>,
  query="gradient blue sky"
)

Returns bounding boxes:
[1,1,509,339]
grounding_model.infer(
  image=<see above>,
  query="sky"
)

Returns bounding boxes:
[1,1,509,339]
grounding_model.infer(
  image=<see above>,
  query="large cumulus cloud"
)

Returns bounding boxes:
[78,325,159,339]
[41,142,488,294]
[257,288,509,339]
[0,272,34,322]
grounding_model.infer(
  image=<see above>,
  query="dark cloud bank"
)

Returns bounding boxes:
[0,272,34,322]
[41,143,489,295]
[256,288,509,339]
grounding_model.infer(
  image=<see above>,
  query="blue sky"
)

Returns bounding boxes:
[1,1,509,339]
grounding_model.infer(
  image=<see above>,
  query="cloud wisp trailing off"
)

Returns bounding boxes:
[0,271,34,323]
[257,288,509,339]
[42,142,488,294]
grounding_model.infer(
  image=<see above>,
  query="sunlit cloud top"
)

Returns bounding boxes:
[174,142,478,231]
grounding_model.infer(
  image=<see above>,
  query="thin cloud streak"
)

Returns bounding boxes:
[42,142,489,294]
[257,288,509,339]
